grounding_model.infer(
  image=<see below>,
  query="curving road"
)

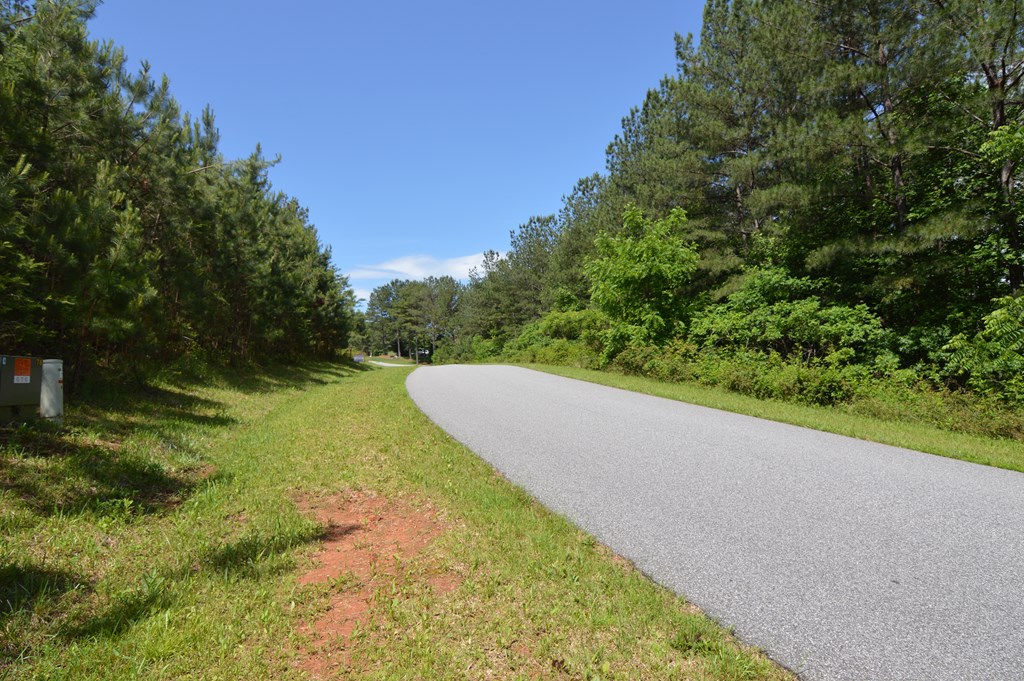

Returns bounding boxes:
[406,364,1024,680]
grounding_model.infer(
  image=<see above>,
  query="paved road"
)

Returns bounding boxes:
[406,365,1024,680]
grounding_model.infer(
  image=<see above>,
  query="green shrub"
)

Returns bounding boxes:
[502,310,608,368]
[586,206,700,358]
[608,339,1024,436]
[504,324,548,355]
[433,335,501,363]
[689,268,891,365]
[847,378,1024,440]
[612,339,698,381]
[532,339,600,368]
[612,345,871,406]
[944,295,1024,403]
[536,308,609,345]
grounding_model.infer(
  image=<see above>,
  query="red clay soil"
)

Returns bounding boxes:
[294,491,455,678]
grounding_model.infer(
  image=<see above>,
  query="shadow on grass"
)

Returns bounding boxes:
[61,595,160,641]
[0,561,87,665]
[201,522,326,579]
[58,520,330,642]
[1,360,362,520]
[153,358,370,397]
[0,428,207,517]
[59,575,175,641]
[0,360,366,657]
[0,562,83,617]
[71,360,366,434]
[71,383,237,447]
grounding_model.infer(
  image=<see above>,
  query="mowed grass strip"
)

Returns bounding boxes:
[2,363,792,680]
[527,364,1024,474]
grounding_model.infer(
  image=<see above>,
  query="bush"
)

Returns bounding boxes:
[944,295,1024,403]
[502,310,608,368]
[689,268,891,365]
[506,338,600,368]
[432,336,501,364]
[848,378,1024,440]
[612,345,869,406]
[608,339,1024,438]
[503,324,547,355]
[536,309,609,345]
[612,339,698,382]
[586,206,699,356]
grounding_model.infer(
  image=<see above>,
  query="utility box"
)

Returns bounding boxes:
[40,359,64,424]
[0,355,44,423]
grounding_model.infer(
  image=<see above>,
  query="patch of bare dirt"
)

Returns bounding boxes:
[294,491,456,678]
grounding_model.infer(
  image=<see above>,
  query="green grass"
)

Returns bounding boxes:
[526,364,1024,474]
[1,362,789,680]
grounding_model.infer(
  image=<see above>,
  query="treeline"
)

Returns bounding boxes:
[362,277,461,360]
[365,0,1024,422]
[1,1,354,383]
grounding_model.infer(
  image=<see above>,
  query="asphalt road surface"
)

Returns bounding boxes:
[406,364,1024,681]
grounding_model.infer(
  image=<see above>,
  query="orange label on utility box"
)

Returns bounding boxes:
[13,357,31,384]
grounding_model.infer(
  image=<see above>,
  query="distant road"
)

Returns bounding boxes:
[406,365,1024,681]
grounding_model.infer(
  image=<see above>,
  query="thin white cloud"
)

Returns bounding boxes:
[352,288,373,303]
[349,253,487,282]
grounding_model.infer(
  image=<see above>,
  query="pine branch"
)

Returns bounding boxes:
[858,87,884,122]
[1004,63,1024,93]
[1,13,34,30]
[186,161,238,175]
[124,134,153,166]
[122,91,141,120]
[937,90,987,127]
[835,42,872,61]
[926,145,982,159]
[1001,7,1020,71]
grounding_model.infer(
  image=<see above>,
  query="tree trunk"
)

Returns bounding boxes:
[992,96,1022,292]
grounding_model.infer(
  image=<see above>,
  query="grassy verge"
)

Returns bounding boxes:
[526,364,1024,474]
[367,356,418,366]
[2,362,790,680]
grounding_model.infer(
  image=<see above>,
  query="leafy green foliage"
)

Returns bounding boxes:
[945,296,1024,403]
[501,309,610,368]
[430,335,499,364]
[981,124,1024,167]
[0,157,46,348]
[585,207,699,357]
[689,269,891,365]
[458,216,559,343]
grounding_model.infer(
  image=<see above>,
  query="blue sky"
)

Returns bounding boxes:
[87,1,704,304]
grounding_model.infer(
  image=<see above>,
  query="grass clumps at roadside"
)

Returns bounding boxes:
[2,362,791,680]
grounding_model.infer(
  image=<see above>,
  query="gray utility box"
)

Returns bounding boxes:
[1,355,44,422]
